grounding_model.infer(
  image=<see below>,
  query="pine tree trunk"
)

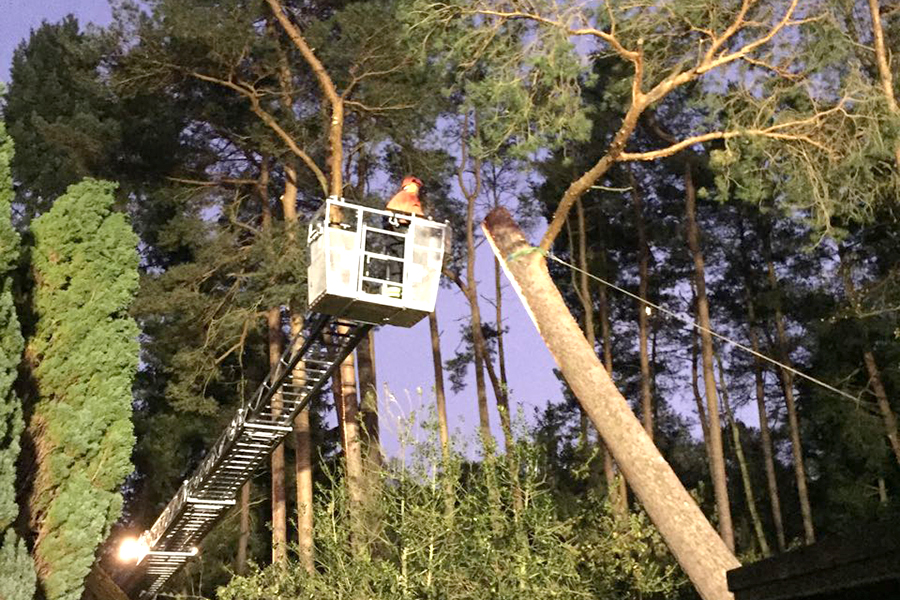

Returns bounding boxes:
[428,310,455,519]
[597,248,627,512]
[747,300,787,552]
[631,176,654,440]
[467,226,493,446]
[429,311,451,456]
[840,260,900,468]
[573,201,616,498]
[765,250,815,545]
[290,314,314,573]
[692,328,713,467]
[684,164,735,552]
[356,331,381,471]
[268,306,287,564]
[237,482,250,575]
[337,341,366,555]
[863,351,900,467]
[716,352,771,557]
[484,207,739,600]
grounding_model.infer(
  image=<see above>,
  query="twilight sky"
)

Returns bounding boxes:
[0,0,568,452]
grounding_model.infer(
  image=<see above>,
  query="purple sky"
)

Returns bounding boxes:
[0,1,568,452]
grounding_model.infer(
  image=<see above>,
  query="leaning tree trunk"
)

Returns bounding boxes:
[685,164,734,552]
[765,246,815,545]
[716,352,771,557]
[862,351,900,468]
[484,207,739,600]
[841,261,900,468]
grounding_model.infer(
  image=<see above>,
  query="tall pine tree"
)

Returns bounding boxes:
[0,110,36,600]
[27,179,139,600]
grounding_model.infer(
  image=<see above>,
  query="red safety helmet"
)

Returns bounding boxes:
[401,176,423,189]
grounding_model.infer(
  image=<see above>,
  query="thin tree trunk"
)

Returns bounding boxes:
[840,260,900,468]
[457,117,493,448]
[685,164,735,552]
[484,207,740,600]
[692,327,713,467]
[878,477,888,505]
[429,310,455,519]
[747,301,787,552]
[863,351,900,467]
[571,201,612,495]
[337,342,366,555]
[429,311,451,456]
[356,331,381,470]
[355,330,383,554]
[268,306,287,563]
[290,314,314,573]
[598,248,627,512]
[716,352,771,557]
[236,482,250,575]
[631,174,654,440]
[765,243,815,545]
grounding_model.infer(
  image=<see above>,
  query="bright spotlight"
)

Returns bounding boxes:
[644,306,652,316]
[118,537,149,563]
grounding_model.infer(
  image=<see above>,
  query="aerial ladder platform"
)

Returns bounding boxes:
[122,199,449,598]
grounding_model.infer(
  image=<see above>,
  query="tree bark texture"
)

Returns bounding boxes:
[692,329,713,468]
[356,330,381,470]
[237,482,250,575]
[631,176,655,441]
[597,249,627,512]
[765,252,815,545]
[716,353,771,557]
[747,299,787,552]
[337,338,366,554]
[484,207,739,600]
[267,306,287,564]
[841,259,900,468]
[863,351,900,468]
[428,310,455,520]
[685,165,735,552]
[290,314,314,573]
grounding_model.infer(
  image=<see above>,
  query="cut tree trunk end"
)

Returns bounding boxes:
[483,207,739,600]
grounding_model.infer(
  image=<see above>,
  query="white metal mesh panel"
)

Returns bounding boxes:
[326,228,359,296]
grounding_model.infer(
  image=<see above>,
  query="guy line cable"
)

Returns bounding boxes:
[546,252,865,405]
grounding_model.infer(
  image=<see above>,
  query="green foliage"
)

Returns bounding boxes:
[3,18,121,214]
[0,113,36,600]
[220,425,683,600]
[404,0,592,160]
[28,179,139,600]
[0,531,36,600]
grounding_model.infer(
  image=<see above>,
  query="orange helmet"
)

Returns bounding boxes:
[401,176,423,189]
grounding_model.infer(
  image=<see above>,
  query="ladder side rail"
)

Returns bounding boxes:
[138,316,371,595]
[245,312,331,416]
[145,313,330,551]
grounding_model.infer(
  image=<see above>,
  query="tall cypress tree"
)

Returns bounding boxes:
[27,179,139,600]
[0,112,36,600]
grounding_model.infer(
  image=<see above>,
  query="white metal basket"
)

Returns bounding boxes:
[307,197,449,327]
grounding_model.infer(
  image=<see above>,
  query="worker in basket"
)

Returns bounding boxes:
[386,175,424,224]
[379,175,424,298]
